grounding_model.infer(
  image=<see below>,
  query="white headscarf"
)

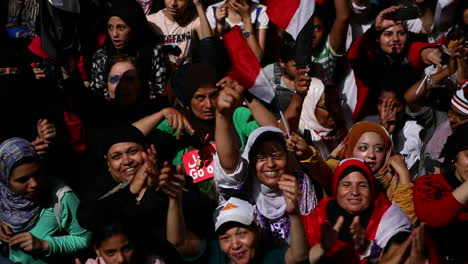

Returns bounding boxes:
[242,126,317,219]
[298,78,334,158]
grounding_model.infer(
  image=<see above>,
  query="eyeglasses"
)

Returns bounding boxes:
[108,74,136,85]
[255,152,287,162]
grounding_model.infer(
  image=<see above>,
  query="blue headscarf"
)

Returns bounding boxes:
[0,137,40,232]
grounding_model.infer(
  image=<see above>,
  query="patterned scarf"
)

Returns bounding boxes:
[0,137,40,232]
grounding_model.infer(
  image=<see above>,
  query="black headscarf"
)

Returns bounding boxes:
[172,63,219,144]
[98,124,147,157]
[105,0,152,49]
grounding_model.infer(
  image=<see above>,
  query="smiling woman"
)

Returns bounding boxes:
[300,121,416,222]
[214,126,319,247]
[304,158,411,264]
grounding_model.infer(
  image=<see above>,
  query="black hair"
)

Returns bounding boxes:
[312,2,334,34]
[91,219,135,249]
[216,221,258,236]
[9,156,39,176]
[248,131,287,163]
[104,55,142,81]
[338,165,371,184]
[279,32,296,63]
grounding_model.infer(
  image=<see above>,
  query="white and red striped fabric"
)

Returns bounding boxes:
[223,26,275,103]
[266,0,315,40]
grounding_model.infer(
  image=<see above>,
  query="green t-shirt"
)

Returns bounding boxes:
[184,239,287,264]
[151,107,259,165]
[8,191,91,264]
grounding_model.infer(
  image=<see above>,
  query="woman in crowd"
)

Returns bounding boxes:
[0,138,90,264]
[134,66,278,199]
[304,158,411,264]
[293,121,415,222]
[90,0,168,100]
[165,171,309,264]
[349,6,443,121]
[147,0,213,66]
[297,78,346,159]
[413,123,468,263]
[67,55,188,129]
[214,84,319,247]
[77,124,216,251]
[206,0,269,61]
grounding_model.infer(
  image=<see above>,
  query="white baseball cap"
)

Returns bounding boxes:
[214,197,255,232]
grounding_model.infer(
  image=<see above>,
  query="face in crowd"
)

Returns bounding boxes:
[95,233,135,264]
[311,17,325,50]
[336,171,371,215]
[107,61,142,105]
[315,93,337,129]
[164,0,190,18]
[448,104,468,130]
[106,142,146,183]
[379,24,408,55]
[253,139,288,188]
[455,149,468,182]
[8,160,44,201]
[190,84,219,121]
[279,59,297,81]
[108,16,132,51]
[352,132,387,173]
[218,223,259,264]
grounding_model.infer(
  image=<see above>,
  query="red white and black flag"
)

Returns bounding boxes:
[266,0,315,40]
[223,26,275,103]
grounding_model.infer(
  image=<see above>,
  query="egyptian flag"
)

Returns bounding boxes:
[223,26,275,103]
[266,0,315,40]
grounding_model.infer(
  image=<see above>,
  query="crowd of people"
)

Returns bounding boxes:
[0,0,467,263]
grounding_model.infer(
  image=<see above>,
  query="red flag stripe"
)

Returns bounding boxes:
[223,26,261,90]
[266,0,300,30]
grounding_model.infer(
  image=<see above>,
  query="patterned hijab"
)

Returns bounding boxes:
[329,121,399,200]
[0,137,41,232]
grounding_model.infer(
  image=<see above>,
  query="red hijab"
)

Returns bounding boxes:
[302,158,391,264]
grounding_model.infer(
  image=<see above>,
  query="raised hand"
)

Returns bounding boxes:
[159,164,186,199]
[161,107,194,139]
[230,0,250,19]
[388,154,411,184]
[405,224,426,264]
[278,174,301,215]
[375,6,401,31]
[421,48,442,68]
[378,96,400,134]
[294,68,311,97]
[129,150,155,194]
[37,119,57,143]
[215,3,229,25]
[350,216,370,253]
[215,82,244,117]
[320,216,344,251]
[286,132,312,159]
